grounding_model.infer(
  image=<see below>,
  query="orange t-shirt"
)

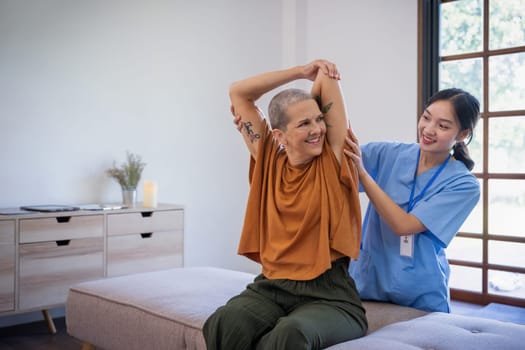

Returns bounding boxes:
[237,120,362,280]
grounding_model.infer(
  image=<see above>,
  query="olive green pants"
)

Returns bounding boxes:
[203,258,367,350]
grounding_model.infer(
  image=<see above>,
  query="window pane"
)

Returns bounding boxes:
[489,270,525,298]
[440,0,483,56]
[489,0,525,50]
[439,58,483,111]
[488,179,525,237]
[489,240,525,267]
[489,52,525,111]
[459,178,483,234]
[470,118,483,174]
[450,265,482,292]
[488,116,525,173]
[447,237,482,262]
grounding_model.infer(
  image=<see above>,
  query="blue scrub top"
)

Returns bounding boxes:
[349,142,480,312]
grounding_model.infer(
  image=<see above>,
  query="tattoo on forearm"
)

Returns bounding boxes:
[322,102,333,114]
[314,95,333,114]
[242,121,260,143]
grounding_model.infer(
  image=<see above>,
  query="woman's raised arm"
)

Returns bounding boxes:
[310,62,348,164]
[229,60,341,159]
[229,66,303,159]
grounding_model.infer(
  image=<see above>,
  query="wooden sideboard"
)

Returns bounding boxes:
[0,203,184,331]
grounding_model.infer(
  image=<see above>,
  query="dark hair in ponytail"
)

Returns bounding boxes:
[425,88,480,171]
[452,141,473,170]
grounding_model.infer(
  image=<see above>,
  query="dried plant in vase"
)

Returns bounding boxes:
[106,151,146,191]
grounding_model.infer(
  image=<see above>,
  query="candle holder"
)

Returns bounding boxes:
[143,181,158,208]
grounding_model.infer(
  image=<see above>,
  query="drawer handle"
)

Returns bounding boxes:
[141,211,153,218]
[56,240,71,246]
[56,216,71,223]
[140,233,153,239]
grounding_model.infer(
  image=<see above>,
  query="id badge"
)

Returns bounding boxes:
[400,235,414,257]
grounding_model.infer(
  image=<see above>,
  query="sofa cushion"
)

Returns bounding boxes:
[326,312,525,350]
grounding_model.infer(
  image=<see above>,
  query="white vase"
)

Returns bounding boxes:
[122,189,137,207]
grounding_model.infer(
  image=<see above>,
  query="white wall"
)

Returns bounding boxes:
[302,0,418,213]
[1,0,286,277]
[0,0,417,311]
[303,0,418,143]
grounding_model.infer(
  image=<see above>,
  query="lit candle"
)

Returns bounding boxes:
[143,181,158,208]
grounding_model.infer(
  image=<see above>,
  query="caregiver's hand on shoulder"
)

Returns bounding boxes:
[233,114,242,133]
[231,104,264,134]
[344,128,366,177]
[231,105,243,133]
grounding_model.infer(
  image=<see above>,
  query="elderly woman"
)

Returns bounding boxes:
[203,60,367,350]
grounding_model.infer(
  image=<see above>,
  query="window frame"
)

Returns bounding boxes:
[418,0,525,307]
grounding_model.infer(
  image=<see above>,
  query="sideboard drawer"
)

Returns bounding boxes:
[107,230,183,277]
[0,220,15,244]
[107,210,183,236]
[0,220,15,312]
[20,215,104,243]
[19,237,104,310]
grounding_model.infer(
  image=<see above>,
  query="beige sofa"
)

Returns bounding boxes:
[66,267,525,350]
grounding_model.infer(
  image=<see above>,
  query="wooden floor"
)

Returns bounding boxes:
[0,316,81,350]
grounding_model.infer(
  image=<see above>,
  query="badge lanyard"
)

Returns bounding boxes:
[400,148,451,257]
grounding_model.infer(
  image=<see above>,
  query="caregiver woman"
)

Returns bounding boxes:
[345,88,480,312]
